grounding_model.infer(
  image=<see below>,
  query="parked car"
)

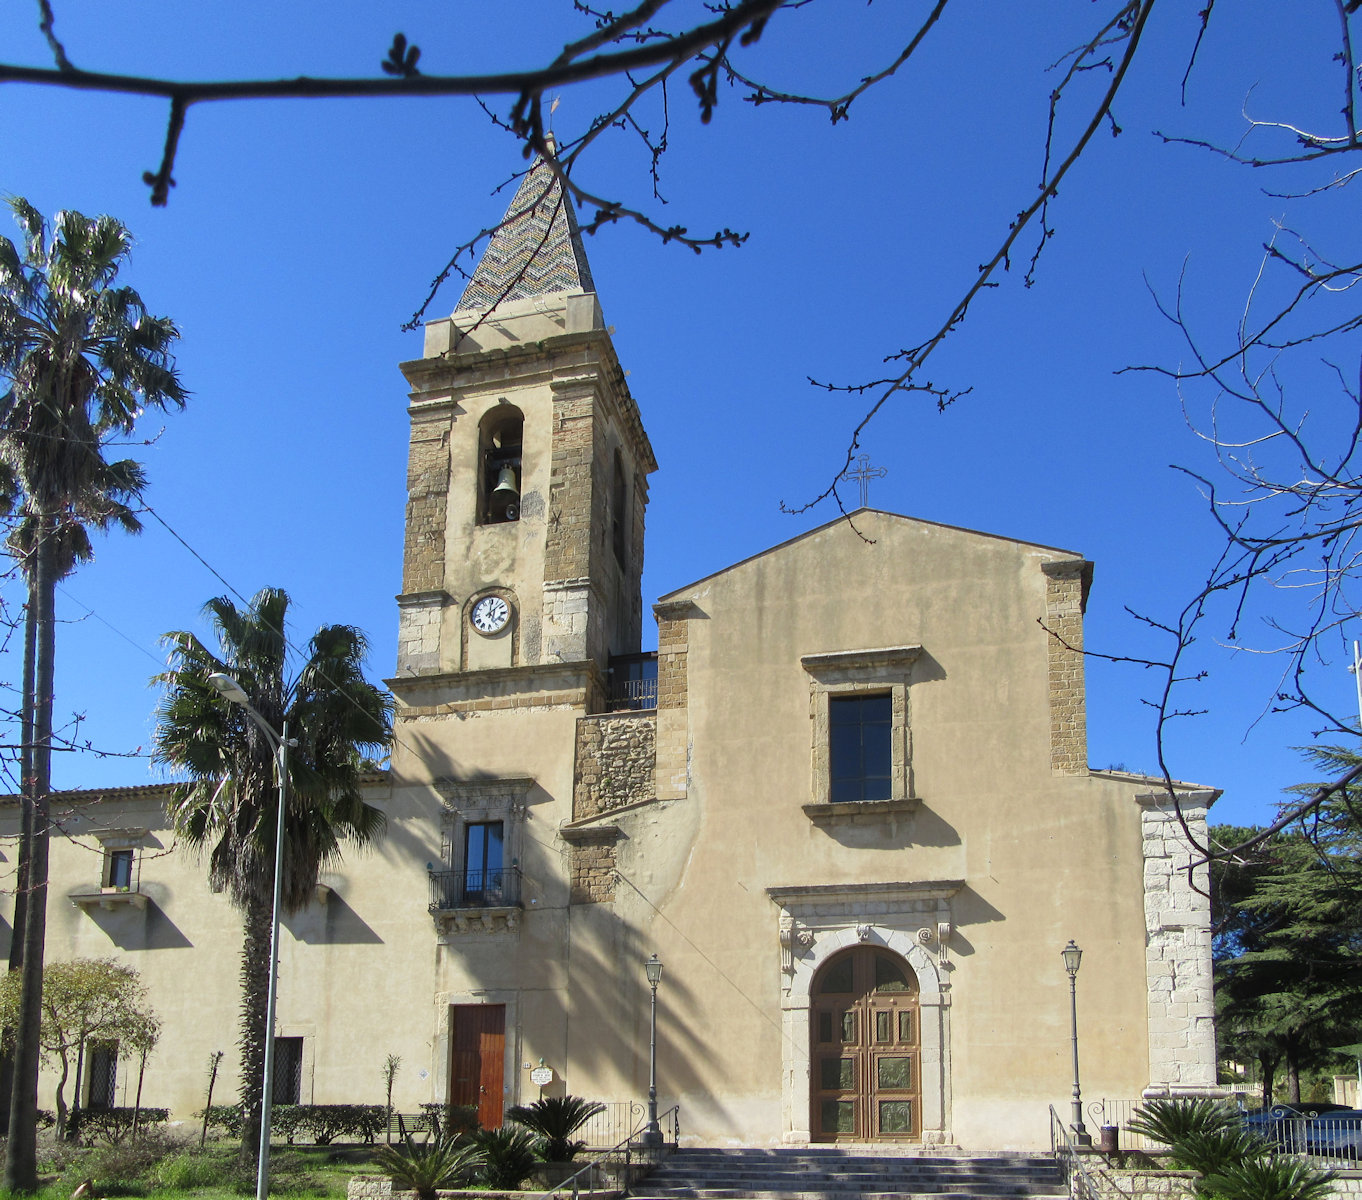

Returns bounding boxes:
[1239,1104,1362,1158]
[1302,1109,1362,1159]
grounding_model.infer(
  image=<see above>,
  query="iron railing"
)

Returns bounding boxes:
[428,866,522,911]
[606,653,658,712]
[1088,1097,1362,1171]
[1050,1106,1100,1200]
[534,1102,680,1200]
[1085,1098,1165,1153]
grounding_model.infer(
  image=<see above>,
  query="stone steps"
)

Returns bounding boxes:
[632,1149,1065,1200]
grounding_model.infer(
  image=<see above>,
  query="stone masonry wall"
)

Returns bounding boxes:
[403,411,450,594]
[1042,559,1089,774]
[1141,791,1218,1093]
[569,831,619,904]
[573,713,656,821]
[654,604,689,801]
[396,591,448,674]
[544,386,594,586]
[1085,1169,1198,1200]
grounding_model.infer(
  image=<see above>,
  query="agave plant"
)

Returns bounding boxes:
[473,1127,541,1189]
[1202,1154,1336,1200]
[373,1135,485,1200]
[1165,1127,1271,1177]
[1127,1097,1240,1148]
[506,1095,606,1162]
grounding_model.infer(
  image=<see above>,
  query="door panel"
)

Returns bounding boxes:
[810,948,919,1141]
[449,1004,505,1129]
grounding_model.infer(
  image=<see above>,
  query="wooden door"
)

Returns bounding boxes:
[449,1004,505,1128]
[810,948,920,1141]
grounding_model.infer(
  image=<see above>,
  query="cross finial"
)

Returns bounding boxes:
[843,454,887,509]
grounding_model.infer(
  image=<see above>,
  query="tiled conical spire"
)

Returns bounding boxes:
[456,149,596,312]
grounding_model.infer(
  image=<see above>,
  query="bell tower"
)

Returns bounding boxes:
[395,154,656,690]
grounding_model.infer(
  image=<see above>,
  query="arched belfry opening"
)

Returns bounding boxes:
[480,405,523,525]
[810,946,921,1142]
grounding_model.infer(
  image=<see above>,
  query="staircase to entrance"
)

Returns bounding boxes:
[630,1147,1067,1200]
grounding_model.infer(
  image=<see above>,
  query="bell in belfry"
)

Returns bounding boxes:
[490,464,520,522]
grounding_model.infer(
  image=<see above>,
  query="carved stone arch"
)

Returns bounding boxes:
[477,402,524,525]
[768,882,959,1145]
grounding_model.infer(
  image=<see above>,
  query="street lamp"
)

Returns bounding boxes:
[1062,940,1091,1147]
[641,953,664,1149]
[207,672,292,1200]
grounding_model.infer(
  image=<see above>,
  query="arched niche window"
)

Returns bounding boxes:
[480,406,523,525]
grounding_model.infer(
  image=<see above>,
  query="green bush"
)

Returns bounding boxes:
[201,1104,244,1139]
[59,1128,184,1196]
[154,1151,227,1189]
[373,1135,485,1200]
[473,1128,539,1190]
[506,1096,605,1162]
[68,1108,169,1147]
[1166,1128,1271,1178]
[201,1102,384,1145]
[419,1103,479,1140]
[1127,1098,1241,1148]
[1202,1154,1336,1200]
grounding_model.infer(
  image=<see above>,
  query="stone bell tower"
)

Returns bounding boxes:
[395,154,656,691]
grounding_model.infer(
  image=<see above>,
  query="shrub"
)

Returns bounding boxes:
[1127,1098,1241,1149]
[374,1135,485,1200]
[69,1108,170,1147]
[155,1151,227,1189]
[201,1104,244,1139]
[419,1103,480,1141]
[506,1096,605,1162]
[59,1127,184,1196]
[1166,1128,1271,1178]
[1202,1154,1336,1200]
[474,1128,540,1190]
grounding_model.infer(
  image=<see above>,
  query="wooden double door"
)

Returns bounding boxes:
[810,947,920,1141]
[449,1004,505,1129]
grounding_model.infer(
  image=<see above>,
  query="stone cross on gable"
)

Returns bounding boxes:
[843,454,888,509]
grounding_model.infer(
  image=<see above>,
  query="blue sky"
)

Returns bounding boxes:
[0,1,1353,826]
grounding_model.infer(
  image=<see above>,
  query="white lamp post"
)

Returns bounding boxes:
[207,672,292,1200]
[641,953,664,1149]
[1062,940,1091,1147]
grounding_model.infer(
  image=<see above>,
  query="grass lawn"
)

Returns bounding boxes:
[3,1136,384,1200]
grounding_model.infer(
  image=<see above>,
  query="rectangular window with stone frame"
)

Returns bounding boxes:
[802,646,921,816]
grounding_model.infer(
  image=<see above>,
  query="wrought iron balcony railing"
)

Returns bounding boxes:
[428,866,521,911]
[606,652,658,711]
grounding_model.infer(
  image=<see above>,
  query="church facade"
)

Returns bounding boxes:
[2,159,1220,1151]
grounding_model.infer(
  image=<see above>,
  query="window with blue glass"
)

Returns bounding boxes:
[829,694,893,803]
[463,821,505,904]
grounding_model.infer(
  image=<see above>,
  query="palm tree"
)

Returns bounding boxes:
[0,198,186,1192]
[153,588,391,1167]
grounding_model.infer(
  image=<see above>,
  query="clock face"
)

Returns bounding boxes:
[470,595,511,635]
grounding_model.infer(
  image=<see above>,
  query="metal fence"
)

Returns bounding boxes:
[575,1100,649,1150]
[1085,1098,1362,1171]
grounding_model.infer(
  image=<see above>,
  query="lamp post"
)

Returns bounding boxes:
[207,672,292,1200]
[641,953,664,1149]
[1062,940,1090,1147]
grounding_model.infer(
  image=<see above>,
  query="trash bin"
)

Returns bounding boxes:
[1098,1125,1119,1153]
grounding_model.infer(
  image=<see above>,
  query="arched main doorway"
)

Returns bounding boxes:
[810,946,920,1141]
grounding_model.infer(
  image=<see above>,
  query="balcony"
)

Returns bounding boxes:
[428,867,522,936]
[606,652,658,712]
[70,886,147,912]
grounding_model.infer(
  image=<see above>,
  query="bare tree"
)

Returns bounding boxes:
[11,0,1362,858]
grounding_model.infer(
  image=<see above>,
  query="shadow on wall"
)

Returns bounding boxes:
[76,897,194,951]
[285,890,383,946]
